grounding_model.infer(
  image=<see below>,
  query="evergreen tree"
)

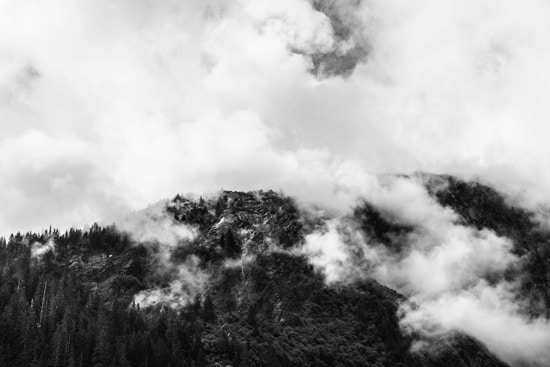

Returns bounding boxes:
[202,295,216,323]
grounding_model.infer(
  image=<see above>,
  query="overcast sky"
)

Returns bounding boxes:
[2,0,550,234]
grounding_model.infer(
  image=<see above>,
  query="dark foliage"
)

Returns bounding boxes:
[353,202,414,253]
[0,189,512,366]
[432,177,533,248]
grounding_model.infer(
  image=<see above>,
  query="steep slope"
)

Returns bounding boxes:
[0,184,520,367]
[159,189,509,366]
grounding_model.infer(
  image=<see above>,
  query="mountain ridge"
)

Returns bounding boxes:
[2,174,548,366]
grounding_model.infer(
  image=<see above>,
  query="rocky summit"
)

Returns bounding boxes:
[1,175,549,366]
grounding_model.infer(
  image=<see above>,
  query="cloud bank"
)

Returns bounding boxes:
[3,0,550,235]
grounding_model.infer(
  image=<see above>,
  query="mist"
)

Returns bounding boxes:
[30,238,56,260]
[298,175,550,366]
[116,200,208,308]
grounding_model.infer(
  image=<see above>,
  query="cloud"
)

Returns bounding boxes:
[133,256,208,309]
[117,200,197,249]
[358,177,517,299]
[298,219,361,284]
[117,200,197,270]
[115,199,208,308]
[3,0,550,236]
[307,0,371,77]
[30,238,55,259]
[298,176,550,366]
[401,283,550,366]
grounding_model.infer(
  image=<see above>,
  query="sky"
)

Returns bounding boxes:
[2,0,550,234]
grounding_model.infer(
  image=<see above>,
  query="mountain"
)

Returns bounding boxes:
[2,175,548,367]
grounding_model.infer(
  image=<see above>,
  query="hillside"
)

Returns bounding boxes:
[2,176,544,367]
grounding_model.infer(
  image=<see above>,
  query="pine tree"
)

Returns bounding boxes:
[220,229,240,258]
[202,295,216,323]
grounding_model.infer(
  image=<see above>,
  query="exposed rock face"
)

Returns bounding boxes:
[168,190,304,249]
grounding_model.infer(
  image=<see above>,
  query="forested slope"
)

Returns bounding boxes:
[0,182,526,367]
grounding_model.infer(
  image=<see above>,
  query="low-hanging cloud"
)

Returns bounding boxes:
[116,200,208,308]
[117,201,197,248]
[298,176,550,366]
[30,238,56,259]
[298,219,360,284]
[400,283,550,366]
[133,256,208,309]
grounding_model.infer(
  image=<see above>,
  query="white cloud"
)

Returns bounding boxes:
[3,0,550,235]
[298,176,549,366]
[117,200,197,271]
[401,283,550,366]
[117,200,208,308]
[30,238,55,259]
[298,219,357,284]
[133,255,208,309]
